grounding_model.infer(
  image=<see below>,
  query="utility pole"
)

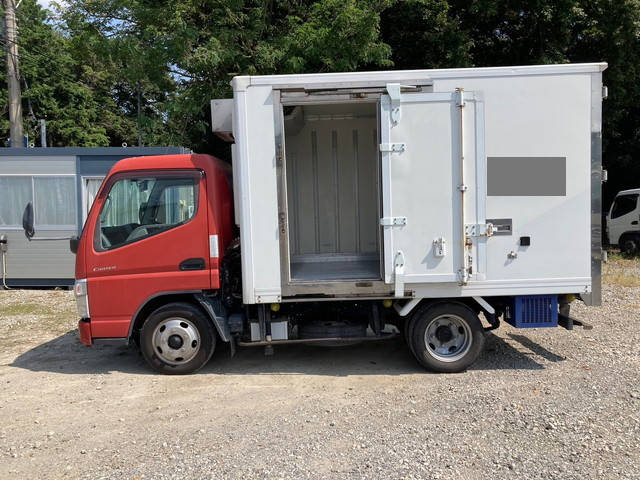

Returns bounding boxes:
[4,0,23,147]
[40,118,46,147]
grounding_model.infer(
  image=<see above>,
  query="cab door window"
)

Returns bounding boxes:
[95,174,198,251]
[611,194,638,219]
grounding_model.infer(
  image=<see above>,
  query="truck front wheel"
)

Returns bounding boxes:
[140,302,216,375]
[621,236,639,255]
[410,302,485,373]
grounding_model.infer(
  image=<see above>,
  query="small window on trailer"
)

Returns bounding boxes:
[0,175,77,229]
[34,176,76,227]
[0,176,32,226]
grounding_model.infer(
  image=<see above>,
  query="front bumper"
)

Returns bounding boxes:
[78,319,92,346]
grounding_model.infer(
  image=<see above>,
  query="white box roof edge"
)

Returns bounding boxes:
[231,62,607,91]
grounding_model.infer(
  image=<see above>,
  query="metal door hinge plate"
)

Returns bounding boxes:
[380,143,406,153]
[457,267,469,285]
[380,217,407,227]
[465,223,494,237]
[386,83,402,124]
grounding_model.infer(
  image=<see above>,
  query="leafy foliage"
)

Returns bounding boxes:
[0,0,639,202]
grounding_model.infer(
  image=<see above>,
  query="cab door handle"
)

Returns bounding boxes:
[632,221,638,225]
[179,258,205,271]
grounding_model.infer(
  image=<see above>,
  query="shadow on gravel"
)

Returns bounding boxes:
[9,327,563,376]
[9,330,150,375]
[471,332,564,370]
[507,333,566,363]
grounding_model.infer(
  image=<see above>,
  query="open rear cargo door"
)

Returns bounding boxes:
[379,87,485,295]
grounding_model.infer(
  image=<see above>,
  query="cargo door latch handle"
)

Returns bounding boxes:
[394,251,405,298]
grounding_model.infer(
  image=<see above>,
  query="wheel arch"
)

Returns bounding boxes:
[402,297,484,322]
[618,230,640,245]
[128,291,229,343]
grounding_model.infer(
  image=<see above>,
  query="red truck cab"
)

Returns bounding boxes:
[74,154,233,371]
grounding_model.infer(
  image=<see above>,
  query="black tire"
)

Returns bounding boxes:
[140,302,216,375]
[410,302,485,373]
[404,311,419,357]
[621,237,639,255]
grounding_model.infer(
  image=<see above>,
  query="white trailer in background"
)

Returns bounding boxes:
[0,147,187,287]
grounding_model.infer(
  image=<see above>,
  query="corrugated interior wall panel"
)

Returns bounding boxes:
[284,103,379,258]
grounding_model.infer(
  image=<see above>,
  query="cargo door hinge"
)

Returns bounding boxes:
[601,167,608,183]
[394,250,405,297]
[379,143,406,153]
[457,267,469,285]
[380,216,407,227]
[386,83,402,124]
[276,144,283,167]
[464,223,494,237]
[278,212,287,235]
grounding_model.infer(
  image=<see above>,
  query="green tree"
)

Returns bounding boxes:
[381,0,471,69]
[61,0,394,152]
[0,0,128,146]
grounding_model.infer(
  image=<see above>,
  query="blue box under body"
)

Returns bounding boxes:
[504,295,558,328]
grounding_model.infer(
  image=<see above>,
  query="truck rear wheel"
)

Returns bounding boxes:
[140,302,216,375]
[410,302,485,373]
[621,236,639,255]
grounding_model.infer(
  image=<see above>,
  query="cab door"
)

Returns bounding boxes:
[86,170,209,338]
[608,193,639,245]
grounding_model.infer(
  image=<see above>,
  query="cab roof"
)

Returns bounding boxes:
[108,153,228,176]
[617,188,640,196]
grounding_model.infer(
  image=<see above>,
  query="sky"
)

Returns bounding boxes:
[36,0,66,9]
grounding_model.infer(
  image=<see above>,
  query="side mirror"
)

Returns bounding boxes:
[22,202,35,240]
[69,236,79,254]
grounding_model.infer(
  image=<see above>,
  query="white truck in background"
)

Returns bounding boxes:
[606,188,640,254]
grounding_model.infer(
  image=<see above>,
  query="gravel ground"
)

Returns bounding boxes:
[0,258,639,480]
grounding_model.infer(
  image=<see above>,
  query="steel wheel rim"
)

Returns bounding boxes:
[423,314,472,363]
[152,317,201,365]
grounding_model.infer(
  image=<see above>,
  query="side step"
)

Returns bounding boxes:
[237,332,397,347]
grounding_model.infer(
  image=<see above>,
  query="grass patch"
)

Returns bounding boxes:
[0,303,54,316]
[603,273,640,287]
[606,250,640,263]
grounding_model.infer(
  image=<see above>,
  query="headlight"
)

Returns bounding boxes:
[74,279,90,319]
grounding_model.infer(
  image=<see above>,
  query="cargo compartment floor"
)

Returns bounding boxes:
[290,259,380,282]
